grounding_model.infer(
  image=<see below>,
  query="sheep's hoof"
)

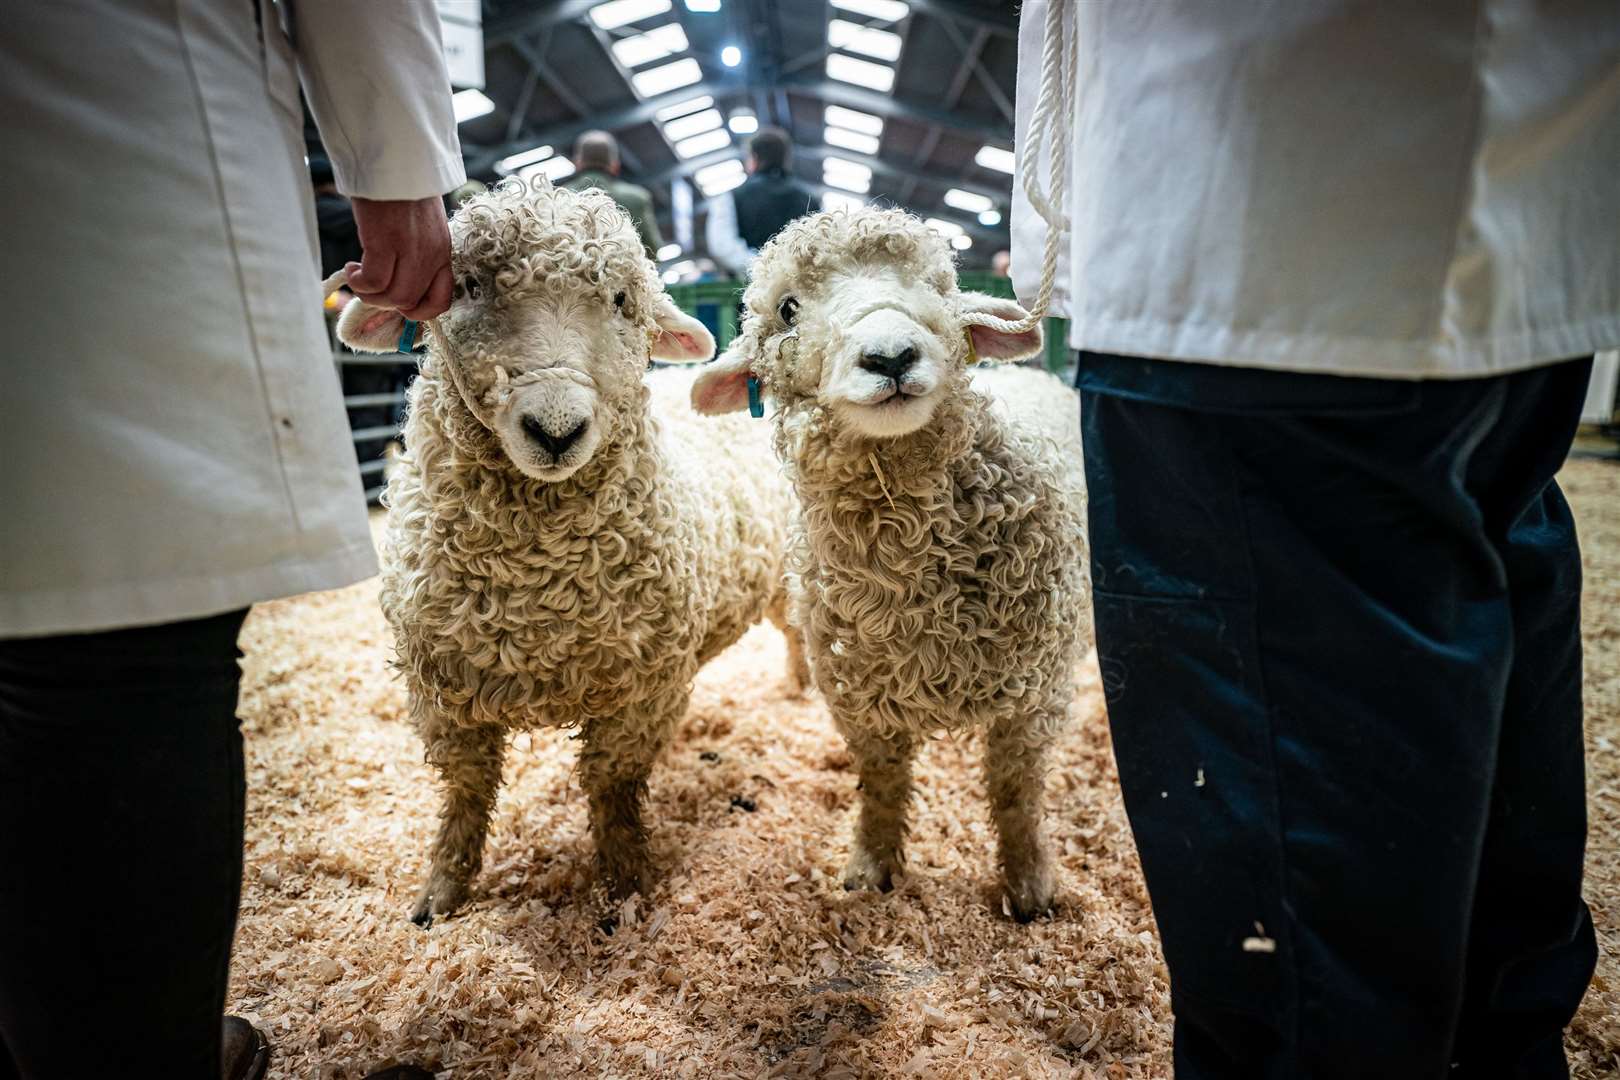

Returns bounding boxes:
[1003,864,1057,923]
[841,846,898,894]
[409,876,470,927]
[597,856,650,902]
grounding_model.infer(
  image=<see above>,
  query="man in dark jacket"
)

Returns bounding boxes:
[707,127,820,277]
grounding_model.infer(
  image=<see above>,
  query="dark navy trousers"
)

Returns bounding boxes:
[1078,353,1597,1080]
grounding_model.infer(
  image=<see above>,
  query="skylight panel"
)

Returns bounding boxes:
[611,22,689,67]
[631,56,703,97]
[655,94,714,122]
[824,105,884,136]
[974,145,1015,174]
[589,0,672,30]
[662,108,723,142]
[823,126,881,155]
[827,53,895,92]
[943,188,994,214]
[828,19,902,62]
[829,0,909,21]
[674,127,732,159]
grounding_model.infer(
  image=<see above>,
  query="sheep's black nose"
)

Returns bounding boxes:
[522,415,588,457]
[859,346,917,383]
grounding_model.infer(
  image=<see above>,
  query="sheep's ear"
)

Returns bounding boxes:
[336,296,412,354]
[959,291,1044,362]
[651,294,715,362]
[691,343,754,415]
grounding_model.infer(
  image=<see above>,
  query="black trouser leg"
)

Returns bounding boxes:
[1079,355,1595,1079]
[0,609,249,1080]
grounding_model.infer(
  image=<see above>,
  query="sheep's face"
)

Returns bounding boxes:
[691,207,1041,440]
[335,180,712,482]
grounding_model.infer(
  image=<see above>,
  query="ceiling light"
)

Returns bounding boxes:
[951,234,972,250]
[823,156,872,194]
[674,127,732,159]
[727,109,759,134]
[829,0,909,21]
[826,53,895,92]
[821,191,865,212]
[655,94,714,121]
[661,108,723,141]
[943,188,994,214]
[589,0,672,30]
[685,0,722,10]
[452,88,495,124]
[663,259,698,281]
[721,44,743,67]
[827,19,902,62]
[657,243,683,261]
[518,156,576,184]
[924,217,964,237]
[978,208,1002,226]
[823,126,880,155]
[974,145,1015,174]
[631,56,703,97]
[696,160,746,195]
[824,105,884,136]
[494,144,554,174]
[611,22,689,67]
[696,159,745,182]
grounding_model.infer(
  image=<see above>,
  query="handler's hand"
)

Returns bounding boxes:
[345,195,453,321]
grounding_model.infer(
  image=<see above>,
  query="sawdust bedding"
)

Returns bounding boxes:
[229,462,1620,1079]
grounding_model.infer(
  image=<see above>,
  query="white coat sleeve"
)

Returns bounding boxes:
[706,193,753,279]
[1008,0,1072,319]
[291,0,467,200]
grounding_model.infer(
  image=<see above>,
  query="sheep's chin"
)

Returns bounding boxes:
[834,390,941,439]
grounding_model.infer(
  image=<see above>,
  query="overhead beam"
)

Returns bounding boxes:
[643,146,1009,242]
[779,76,1008,146]
[463,82,731,177]
[484,0,598,48]
[905,0,1018,37]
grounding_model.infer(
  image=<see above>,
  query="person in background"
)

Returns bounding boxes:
[1010,3,1617,1078]
[562,130,663,260]
[0,2,464,1078]
[990,249,1011,278]
[706,126,820,280]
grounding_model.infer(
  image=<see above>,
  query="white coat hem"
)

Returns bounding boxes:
[1069,310,1620,381]
[0,540,380,640]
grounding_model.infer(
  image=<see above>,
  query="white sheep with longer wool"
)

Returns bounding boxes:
[692,206,1092,921]
[337,179,806,925]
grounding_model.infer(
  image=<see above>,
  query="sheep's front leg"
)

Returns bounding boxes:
[412,720,507,926]
[986,713,1058,921]
[579,705,676,899]
[841,727,916,892]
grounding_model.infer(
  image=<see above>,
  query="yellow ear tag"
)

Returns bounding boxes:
[964,326,980,365]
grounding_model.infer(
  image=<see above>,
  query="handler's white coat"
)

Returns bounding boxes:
[1011,0,1620,379]
[0,0,465,637]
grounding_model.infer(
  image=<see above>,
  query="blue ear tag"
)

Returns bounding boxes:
[747,374,764,418]
[396,319,418,354]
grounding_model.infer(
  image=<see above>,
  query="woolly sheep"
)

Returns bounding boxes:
[691,207,1092,921]
[337,179,806,924]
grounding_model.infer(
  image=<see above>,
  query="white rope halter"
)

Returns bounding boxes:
[959,0,1076,337]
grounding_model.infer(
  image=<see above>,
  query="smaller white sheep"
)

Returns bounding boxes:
[338,179,804,924]
[693,206,1092,921]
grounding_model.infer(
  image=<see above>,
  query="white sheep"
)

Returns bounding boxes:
[692,206,1091,921]
[336,179,805,924]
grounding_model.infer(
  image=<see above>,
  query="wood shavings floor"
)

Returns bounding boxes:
[229,460,1620,1079]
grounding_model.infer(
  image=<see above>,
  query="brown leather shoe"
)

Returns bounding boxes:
[361,1068,435,1079]
[220,1016,270,1080]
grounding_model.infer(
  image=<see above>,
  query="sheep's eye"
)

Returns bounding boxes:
[458,275,481,301]
[778,296,799,327]
[613,291,627,310]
